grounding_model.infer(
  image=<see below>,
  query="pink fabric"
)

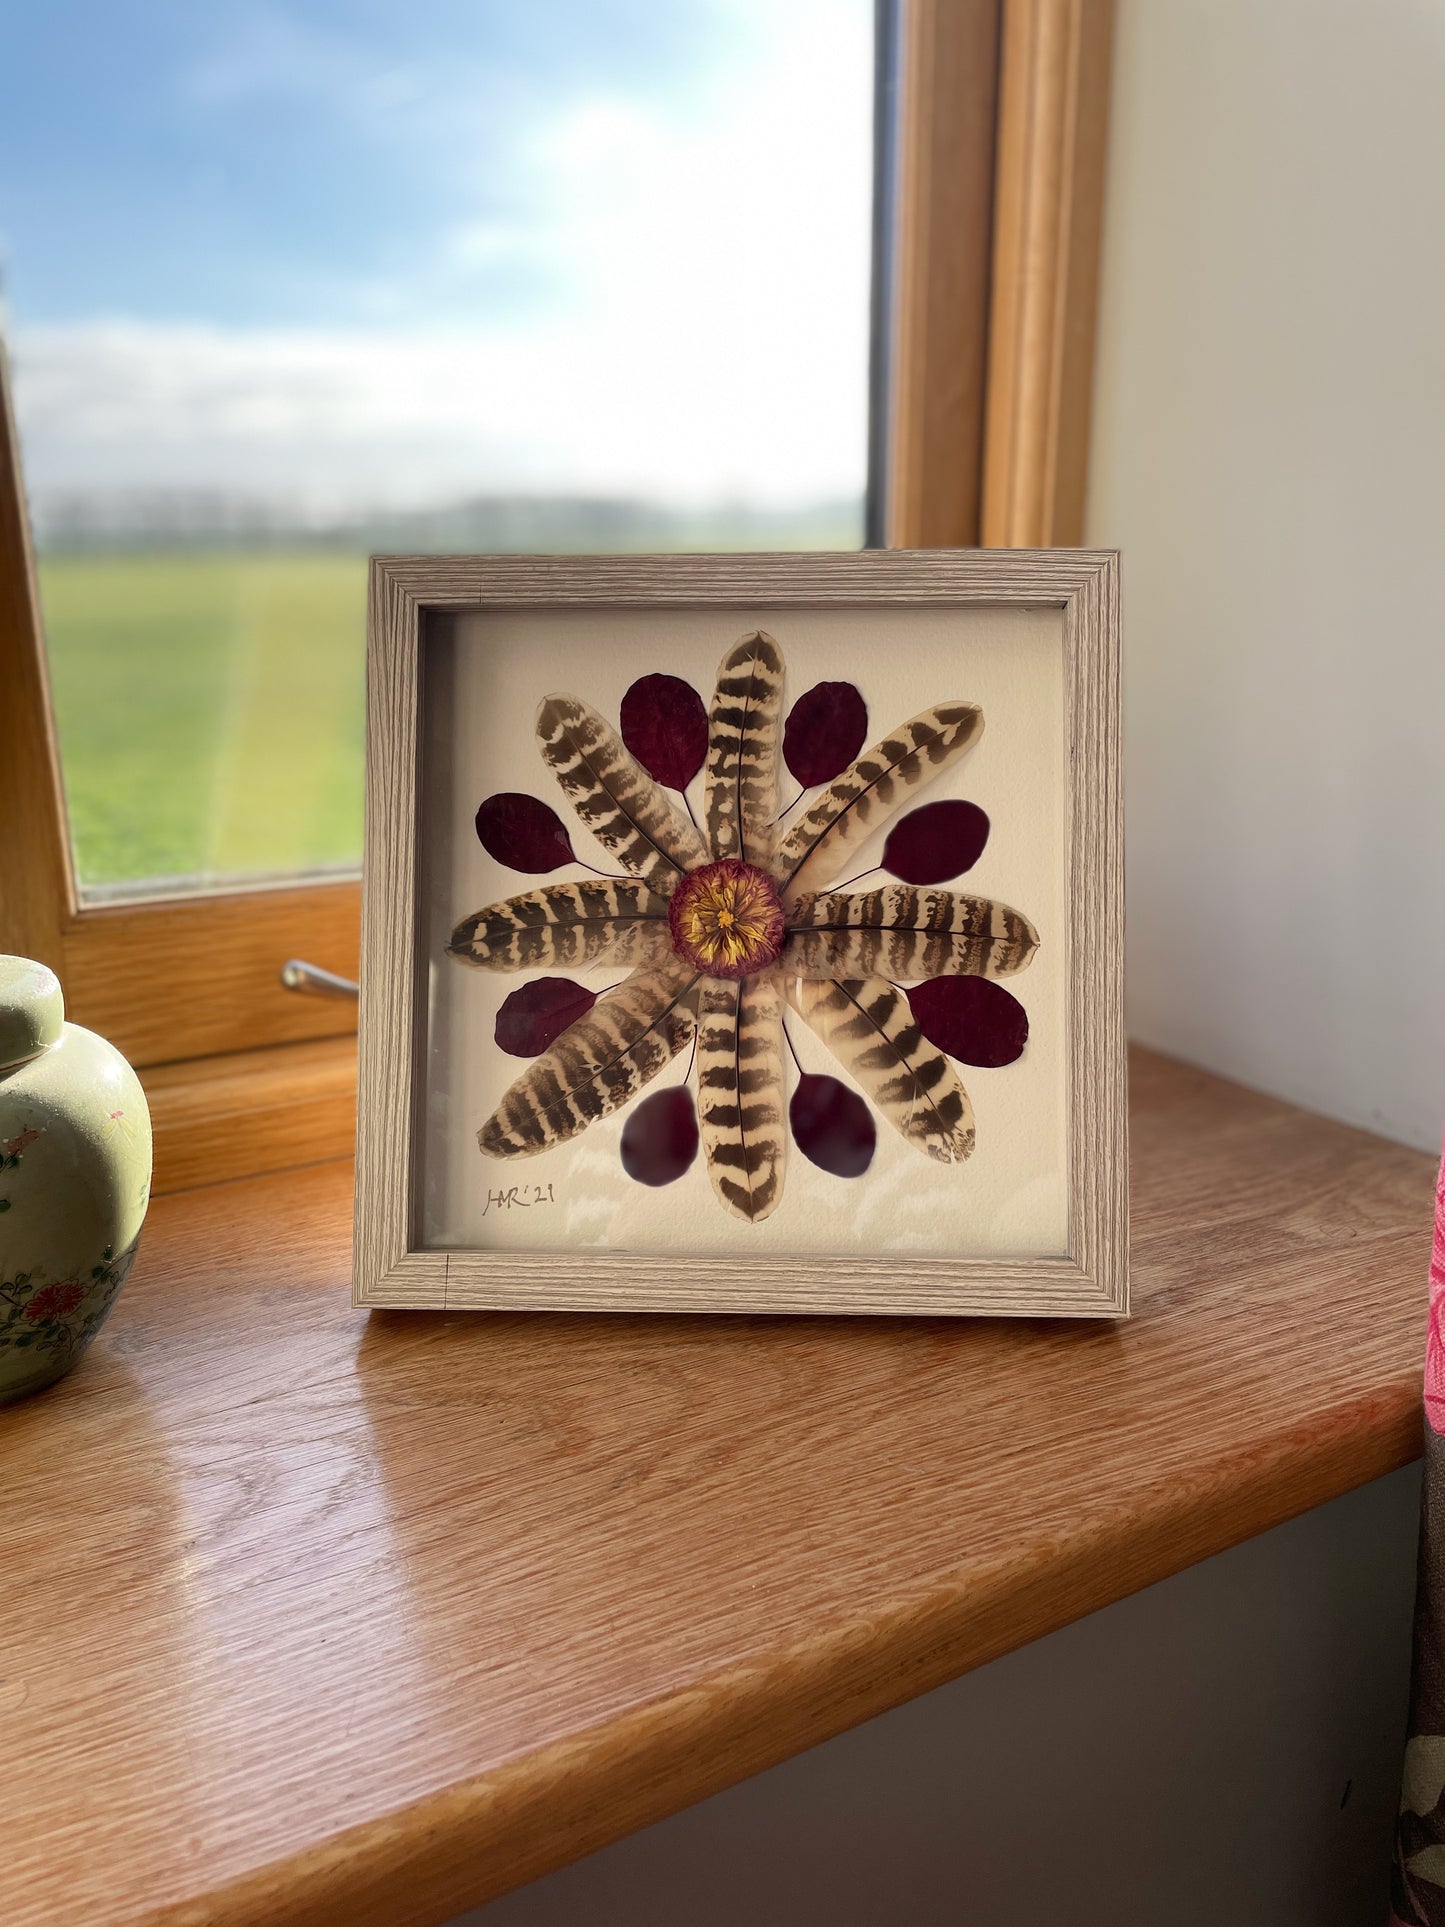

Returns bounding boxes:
[1424,1139,1445,1436]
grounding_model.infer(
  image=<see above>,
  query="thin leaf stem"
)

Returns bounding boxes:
[780,1015,805,1079]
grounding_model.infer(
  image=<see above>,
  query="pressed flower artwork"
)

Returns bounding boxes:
[446,628,1041,1225]
[358,554,1126,1315]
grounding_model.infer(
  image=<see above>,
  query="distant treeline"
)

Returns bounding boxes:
[32,488,863,554]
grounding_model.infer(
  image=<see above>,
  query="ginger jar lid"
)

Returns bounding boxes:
[0,956,65,1069]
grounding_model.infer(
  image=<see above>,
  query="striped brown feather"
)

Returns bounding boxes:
[789,976,974,1163]
[783,886,1039,981]
[478,961,697,1159]
[774,703,984,902]
[696,971,786,1222]
[703,631,784,867]
[449,879,673,973]
[538,695,707,885]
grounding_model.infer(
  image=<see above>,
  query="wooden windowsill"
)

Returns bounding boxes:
[143,1033,358,1196]
[1,1047,1434,1927]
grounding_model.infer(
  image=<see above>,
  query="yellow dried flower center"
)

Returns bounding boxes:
[668,859,786,980]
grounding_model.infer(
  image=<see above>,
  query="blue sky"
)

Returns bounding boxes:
[1,0,873,513]
[3,1,733,328]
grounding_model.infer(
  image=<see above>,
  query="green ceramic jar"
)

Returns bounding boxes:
[0,956,151,1403]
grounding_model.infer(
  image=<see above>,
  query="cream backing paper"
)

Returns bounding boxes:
[419,602,1068,1259]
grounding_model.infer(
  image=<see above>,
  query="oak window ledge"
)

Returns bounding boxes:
[0,1045,1430,1927]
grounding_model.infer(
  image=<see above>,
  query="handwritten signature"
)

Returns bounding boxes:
[481,1181,556,1217]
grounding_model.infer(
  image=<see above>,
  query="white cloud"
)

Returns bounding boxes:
[11,1,873,516]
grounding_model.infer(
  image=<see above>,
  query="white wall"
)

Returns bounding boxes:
[1087,0,1445,1152]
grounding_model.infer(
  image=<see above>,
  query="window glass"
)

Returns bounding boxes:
[3,0,874,898]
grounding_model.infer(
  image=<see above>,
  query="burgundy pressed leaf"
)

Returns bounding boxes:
[494,977,598,1058]
[881,799,990,885]
[620,673,709,790]
[620,1084,699,1186]
[475,791,576,873]
[789,1072,876,1178]
[907,976,1028,1068]
[783,681,868,788]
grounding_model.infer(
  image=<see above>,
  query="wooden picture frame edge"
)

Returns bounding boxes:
[354,549,1125,1318]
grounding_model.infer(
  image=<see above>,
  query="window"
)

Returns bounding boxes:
[0,0,1114,1187]
[5,1,876,902]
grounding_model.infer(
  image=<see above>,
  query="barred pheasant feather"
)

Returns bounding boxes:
[696,971,787,1221]
[476,962,697,1159]
[788,977,974,1163]
[450,631,1040,1222]
[450,879,675,972]
[783,886,1038,981]
[775,702,983,899]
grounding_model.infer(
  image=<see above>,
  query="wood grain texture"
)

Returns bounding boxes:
[144,1037,357,1196]
[355,561,426,1300]
[886,0,1002,547]
[0,1048,1433,1927]
[355,551,1125,1315]
[64,882,361,1068]
[980,0,1115,546]
[0,343,74,975]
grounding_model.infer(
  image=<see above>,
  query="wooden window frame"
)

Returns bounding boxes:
[884,0,1114,548]
[0,362,361,1190]
[0,0,1112,1194]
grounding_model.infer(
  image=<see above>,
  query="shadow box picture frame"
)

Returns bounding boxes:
[354,550,1125,1318]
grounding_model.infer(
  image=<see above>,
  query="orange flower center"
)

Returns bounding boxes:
[668,859,785,979]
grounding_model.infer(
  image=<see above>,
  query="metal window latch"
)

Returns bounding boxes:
[279,959,359,1000]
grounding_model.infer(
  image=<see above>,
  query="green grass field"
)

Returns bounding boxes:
[37,522,861,894]
[37,551,367,892]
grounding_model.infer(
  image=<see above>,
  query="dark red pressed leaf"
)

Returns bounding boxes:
[475,791,577,873]
[881,799,990,885]
[620,1084,699,1186]
[620,673,709,790]
[494,977,598,1057]
[783,681,868,788]
[907,976,1028,1068]
[789,1072,876,1178]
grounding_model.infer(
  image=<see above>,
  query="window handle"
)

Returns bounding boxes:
[280,959,359,1000]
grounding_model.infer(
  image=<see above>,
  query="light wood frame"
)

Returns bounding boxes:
[883,0,1002,548]
[355,549,1124,1317]
[884,0,1115,549]
[980,0,1116,546]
